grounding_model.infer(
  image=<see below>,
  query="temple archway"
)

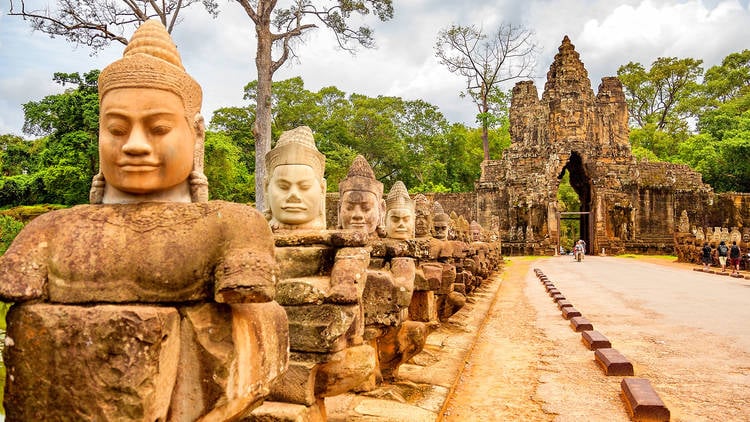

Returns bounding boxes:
[556,151,593,254]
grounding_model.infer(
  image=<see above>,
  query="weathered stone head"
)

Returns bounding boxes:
[93,20,207,204]
[264,126,327,230]
[432,201,450,241]
[384,181,415,240]
[470,220,482,242]
[338,155,384,237]
[413,194,432,238]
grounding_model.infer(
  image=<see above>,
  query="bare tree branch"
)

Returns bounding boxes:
[435,22,538,160]
[9,0,219,53]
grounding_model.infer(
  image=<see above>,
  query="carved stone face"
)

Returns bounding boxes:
[471,229,481,242]
[414,208,430,238]
[340,190,380,235]
[267,164,323,226]
[433,220,449,240]
[386,208,414,240]
[99,88,194,196]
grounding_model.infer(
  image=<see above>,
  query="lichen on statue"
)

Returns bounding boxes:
[264,126,327,231]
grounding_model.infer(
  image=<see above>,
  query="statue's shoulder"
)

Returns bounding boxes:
[204,200,266,222]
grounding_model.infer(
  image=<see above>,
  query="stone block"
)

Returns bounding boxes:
[329,247,370,304]
[363,271,403,326]
[174,302,289,421]
[621,378,670,421]
[275,246,335,279]
[595,348,634,376]
[570,316,593,332]
[409,290,438,322]
[4,303,180,422]
[438,264,457,294]
[581,330,612,350]
[452,282,467,296]
[315,344,377,397]
[552,293,566,302]
[557,300,573,309]
[246,399,325,422]
[415,263,442,291]
[548,288,560,296]
[561,306,581,319]
[276,276,329,305]
[390,257,416,306]
[285,304,359,353]
[269,360,318,406]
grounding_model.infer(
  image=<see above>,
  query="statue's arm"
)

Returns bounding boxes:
[0,218,50,302]
[213,203,277,304]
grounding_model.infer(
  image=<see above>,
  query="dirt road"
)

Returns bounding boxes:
[443,256,750,421]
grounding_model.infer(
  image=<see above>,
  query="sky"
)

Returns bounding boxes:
[1,0,749,138]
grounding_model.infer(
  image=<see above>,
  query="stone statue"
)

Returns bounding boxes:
[385,181,415,240]
[264,126,327,230]
[712,227,722,243]
[0,21,287,421]
[730,227,742,245]
[90,20,208,205]
[720,227,730,243]
[414,194,433,239]
[432,201,450,241]
[678,210,690,233]
[337,154,384,237]
[696,226,705,242]
[470,221,482,242]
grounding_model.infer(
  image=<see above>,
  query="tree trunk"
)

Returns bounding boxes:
[481,97,490,161]
[481,124,490,161]
[253,16,274,212]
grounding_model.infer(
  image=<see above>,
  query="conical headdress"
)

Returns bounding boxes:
[98,20,202,119]
[414,194,430,214]
[432,201,450,222]
[385,181,414,211]
[265,126,325,179]
[339,155,383,198]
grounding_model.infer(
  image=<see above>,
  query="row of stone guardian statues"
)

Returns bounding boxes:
[0,21,501,421]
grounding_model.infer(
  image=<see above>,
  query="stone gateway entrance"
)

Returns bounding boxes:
[474,36,715,255]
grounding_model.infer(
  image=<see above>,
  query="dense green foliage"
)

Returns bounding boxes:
[619,50,750,192]
[0,215,24,255]
[1,71,99,206]
[210,76,509,196]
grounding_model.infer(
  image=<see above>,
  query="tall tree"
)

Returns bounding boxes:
[617,57,704,132]
[9,0,218,51]
[233,0,393,210]
[435,23,537,161]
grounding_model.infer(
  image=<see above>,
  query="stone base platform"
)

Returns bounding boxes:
[326,273,503,421]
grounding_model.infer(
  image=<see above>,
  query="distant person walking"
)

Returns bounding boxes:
[718,241,729,272]
[701,242,712,270]
[729,241,742,276]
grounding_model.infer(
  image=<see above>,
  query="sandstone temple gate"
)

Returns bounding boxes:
[474,36,715,255]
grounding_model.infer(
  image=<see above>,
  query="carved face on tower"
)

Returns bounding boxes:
[96,20,206,204]
[413,194,432,238]
[338,155,384,236]
[385,181,415,240]
[264,126,327,230]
